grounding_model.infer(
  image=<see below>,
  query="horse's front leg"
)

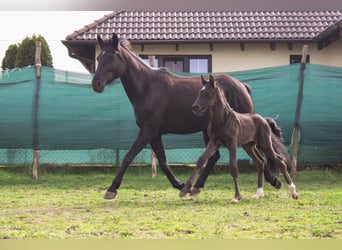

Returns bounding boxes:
[150,136,184,190]
[228,146,241,203]
[180,140,218,197]
[104,128,153,200]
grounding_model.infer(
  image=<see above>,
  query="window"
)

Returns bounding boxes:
[190,58,209,73]
[164,57,184,72]
[140,55,211,73]
[290,55,310,64]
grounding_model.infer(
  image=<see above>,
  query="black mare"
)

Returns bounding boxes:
[180,75,298,202]
[92,33,281,199]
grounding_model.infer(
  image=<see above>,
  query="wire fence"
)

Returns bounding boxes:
[1,63,342,167]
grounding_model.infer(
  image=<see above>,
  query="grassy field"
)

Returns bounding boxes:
[0,166,341,239]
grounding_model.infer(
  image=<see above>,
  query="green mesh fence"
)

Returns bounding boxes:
[0,64,341,165]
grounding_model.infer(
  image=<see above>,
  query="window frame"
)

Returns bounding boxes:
[140,55,212,73]
[289,54,310,64]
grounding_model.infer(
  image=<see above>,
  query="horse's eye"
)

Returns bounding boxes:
[201,91,208,97]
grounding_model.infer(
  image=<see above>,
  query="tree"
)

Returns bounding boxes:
[1,34,53,70]
[1,44,19,70]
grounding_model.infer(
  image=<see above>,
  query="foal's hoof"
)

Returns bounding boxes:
[103,191,117,200]
[190,188,201,197]
[231,196,241,203]
[252,189,264,199]
[231,198,240,203]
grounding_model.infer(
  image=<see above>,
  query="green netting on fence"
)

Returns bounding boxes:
[0,64,341,165]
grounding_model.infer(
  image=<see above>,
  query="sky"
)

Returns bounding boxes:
[0,11,110,73]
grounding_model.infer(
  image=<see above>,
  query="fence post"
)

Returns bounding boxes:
[290,45,308,176]
[148,55,158,178]
[32,41,41,179]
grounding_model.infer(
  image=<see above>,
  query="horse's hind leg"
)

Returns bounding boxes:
[278,160,299,199]
[242,144,265,199]
[261,141,298,200]
[263,158,282,189]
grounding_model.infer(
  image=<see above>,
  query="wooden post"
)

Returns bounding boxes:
[151,151,157,178]
[148,55,157,178]
[290,127,300,176]
[290,45,308,176]
[32,41,42,179]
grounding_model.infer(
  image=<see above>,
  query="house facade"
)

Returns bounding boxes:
[62,11,342,73]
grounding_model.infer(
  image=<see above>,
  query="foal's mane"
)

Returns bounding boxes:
[214,83,234,113]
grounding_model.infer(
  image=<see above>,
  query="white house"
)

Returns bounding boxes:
[62,11,342,73]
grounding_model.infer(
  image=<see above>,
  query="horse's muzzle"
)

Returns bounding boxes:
[192,104,204,116]
[92,79,105,93]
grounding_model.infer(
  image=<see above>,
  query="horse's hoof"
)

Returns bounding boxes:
[104,191,117,200]
[190,188,201,197]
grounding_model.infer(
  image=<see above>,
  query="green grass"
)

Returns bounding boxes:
[0,166,341,239]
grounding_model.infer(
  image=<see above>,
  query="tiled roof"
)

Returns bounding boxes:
[66,11,342,42]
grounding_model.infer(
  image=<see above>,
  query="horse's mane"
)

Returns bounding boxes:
[118,39,202,79]
[119,39,160,71]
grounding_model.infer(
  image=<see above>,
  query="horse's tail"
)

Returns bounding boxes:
[264,118,291,174]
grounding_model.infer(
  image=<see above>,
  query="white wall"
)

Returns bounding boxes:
[130,40,342,72]
[312,39,342,66]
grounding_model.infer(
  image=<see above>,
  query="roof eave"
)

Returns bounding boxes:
[129,38,314,44]
[314,19,342,49]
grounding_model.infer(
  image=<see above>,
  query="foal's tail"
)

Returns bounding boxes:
[264,118,291,174]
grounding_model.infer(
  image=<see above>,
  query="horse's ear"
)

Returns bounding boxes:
[209,75,216,87]
[97,34,104,46]
[112,33,119,50]
[200,75,206,86]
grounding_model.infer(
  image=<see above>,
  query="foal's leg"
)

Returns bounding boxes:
[179,140,218,197]
[228,145,242,203]
[192,131,220,195]
[278,160,299,199]
[242,144,265,199]
[260,139,298,200]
